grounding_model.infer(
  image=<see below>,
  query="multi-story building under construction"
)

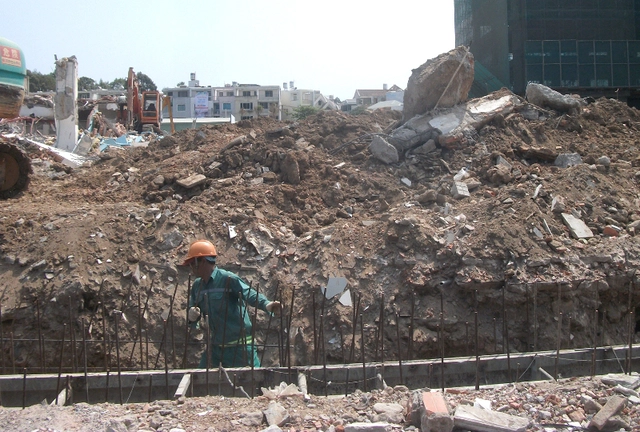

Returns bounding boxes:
[455,0,640,106]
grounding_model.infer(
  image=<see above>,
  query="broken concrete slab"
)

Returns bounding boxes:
[525,82,582,114]
[554,153,582,168]
[344,423,395,432]
[561,213,594,239]
[451,182,470,199]
[370,135,399,164]
[404,46,474,122]
[322,277,348,299]
[176,174,206,189]
[453,405,529,432]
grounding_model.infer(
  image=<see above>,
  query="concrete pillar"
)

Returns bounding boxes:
[54,56,78,152]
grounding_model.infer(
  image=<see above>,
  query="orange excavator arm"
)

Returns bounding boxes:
[162,95,175,134]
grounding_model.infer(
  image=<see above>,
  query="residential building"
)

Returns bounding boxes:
[353,84,403,106]
[455,0,640,106]
[163,74,281,121]
[280,81,338,121]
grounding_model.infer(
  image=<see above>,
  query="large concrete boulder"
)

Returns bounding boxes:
[525,82,582,114]
[403,46,474,122]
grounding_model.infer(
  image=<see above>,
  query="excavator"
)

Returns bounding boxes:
[125,67,174,134]
[0,36,32,199]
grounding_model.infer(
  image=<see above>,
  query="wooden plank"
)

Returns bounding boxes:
[174,373,191,399]
[454,405,529,432]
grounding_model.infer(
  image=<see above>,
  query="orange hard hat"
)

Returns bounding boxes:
[181,239,217,266]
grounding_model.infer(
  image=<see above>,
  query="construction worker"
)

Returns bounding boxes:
[182,239,281,368]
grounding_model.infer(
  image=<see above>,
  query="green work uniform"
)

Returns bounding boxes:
[189,267,271,368]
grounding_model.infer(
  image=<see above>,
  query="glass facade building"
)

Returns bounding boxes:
[455,0,640,105]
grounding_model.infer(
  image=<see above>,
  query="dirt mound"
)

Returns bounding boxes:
[0,94,639,384]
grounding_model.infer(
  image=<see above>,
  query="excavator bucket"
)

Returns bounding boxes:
[0,139,31,199]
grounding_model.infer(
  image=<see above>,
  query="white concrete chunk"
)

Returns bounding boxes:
[454,405,529,432]
[177,174,207,189]
[451,182,470,199]
[561,213,594,239]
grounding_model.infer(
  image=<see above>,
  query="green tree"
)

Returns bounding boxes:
[78,76,99,90]
[110,78,127,90]
[27,70,55,92]
[176,81,185,87]
[136,72,157,92]
[292,105,320,120]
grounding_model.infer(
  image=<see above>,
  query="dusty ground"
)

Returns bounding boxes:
[0,374,639,431]
[0,91,640,430]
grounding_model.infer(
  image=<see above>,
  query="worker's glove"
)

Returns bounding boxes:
[266,301,282,316]
[188,306,201,322]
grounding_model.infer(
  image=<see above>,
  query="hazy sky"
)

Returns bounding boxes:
[2,1,455,101]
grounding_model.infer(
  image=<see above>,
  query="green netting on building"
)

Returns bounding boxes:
[469,61,508,99]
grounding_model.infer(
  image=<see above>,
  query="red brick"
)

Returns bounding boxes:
[423,391,449,415]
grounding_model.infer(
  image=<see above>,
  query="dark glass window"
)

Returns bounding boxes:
[612,64,629,86]
[579,64,595,86]
[544,40,560,63]
[561,64,578,87]
[560,40,578,64]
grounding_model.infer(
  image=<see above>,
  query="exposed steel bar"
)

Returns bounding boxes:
[555,312,562,380]
[409,290,415,360]
[114,312,123,405]
[35,299,43,373]
[82,319,89,403]
[55,324,66,405]
[182,275,191,369]
[475,311,479,390]
[360,313,366,392]
[396,312,403,385]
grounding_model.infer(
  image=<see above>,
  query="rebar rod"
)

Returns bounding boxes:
[128,292,144,366]
[10,332,15,375]
[350,293,361,363]
[465,322,469,354]
[55,324,66,405]
[493,318,497,353]
[164,319,169,401]
[138,293,144,370]
[35,299,43,373]
[534,283,538,351]
[21,368,26,409]
[409,291,415,360]
[555,312,562,379]
[475,311,479,390]
[396,312,403,385]
[261,280,278,366]
[287,287,296,381]
[439,322,444,392]
[627,311,633,375]
[114,312,123,405]
[321,314,328,397]
[82,319,89,403]
[525,284,530,352]
[360,313,366,392]
[591,309,598,376]
[69,297,77,373]
[312,291,317,363]
[251,282,260,398]
[379,294,385,367]
[205,293,210,396]
[182,275,191,369]
[154,282,179,369]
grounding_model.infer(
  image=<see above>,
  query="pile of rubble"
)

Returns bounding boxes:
[0,47,639,431]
